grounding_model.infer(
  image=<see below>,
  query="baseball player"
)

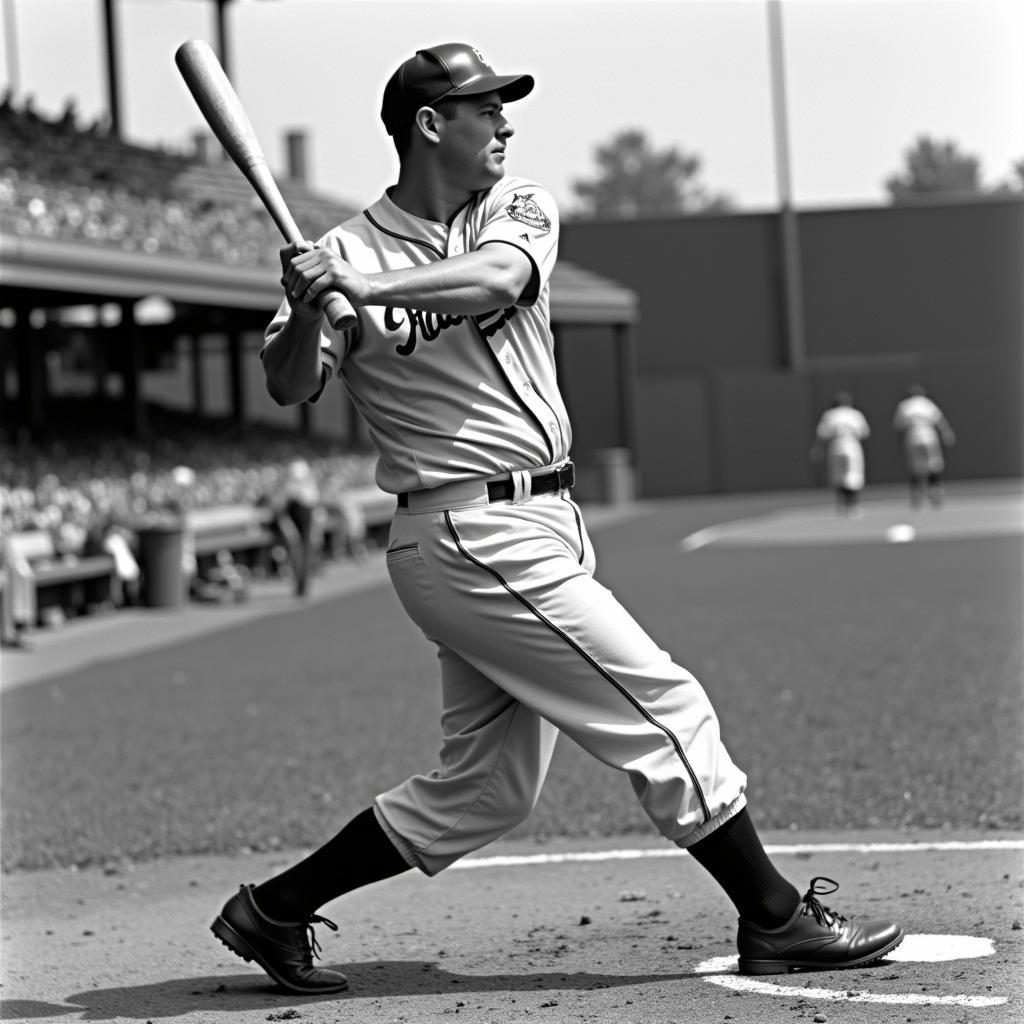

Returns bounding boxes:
[811,391,871,515]
[893,384,956,508]
[210,44,903,994]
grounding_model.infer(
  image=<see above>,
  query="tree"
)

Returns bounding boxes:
[1004,158,1024,194]
[570,128,731,219]
[885,135,985,202]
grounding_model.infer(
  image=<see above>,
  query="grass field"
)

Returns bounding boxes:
[2,489,1021,872]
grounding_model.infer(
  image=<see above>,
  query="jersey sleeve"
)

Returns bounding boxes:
[474,178,559,307]
[260,228,358,402]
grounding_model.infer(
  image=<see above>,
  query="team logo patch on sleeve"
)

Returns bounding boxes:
[506,194,551,233]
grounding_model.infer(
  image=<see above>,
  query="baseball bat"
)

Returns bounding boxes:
[174,39,356,330]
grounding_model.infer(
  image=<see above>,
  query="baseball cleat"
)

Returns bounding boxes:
[736,876,904,975]
[211,884,349,994]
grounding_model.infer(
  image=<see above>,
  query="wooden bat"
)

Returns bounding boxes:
[174,39,356,330]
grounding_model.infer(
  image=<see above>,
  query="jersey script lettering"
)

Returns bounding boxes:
[384,305,519,355]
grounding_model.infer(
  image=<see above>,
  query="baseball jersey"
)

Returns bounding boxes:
[816,406,870,452]
[893,395,944,445]
[265,176,570,495]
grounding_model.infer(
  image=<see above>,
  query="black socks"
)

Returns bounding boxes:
[252,806,411,921]
[251,804,799,930]
[687,808,800,928]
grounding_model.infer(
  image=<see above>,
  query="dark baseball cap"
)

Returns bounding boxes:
[381,43,534,136]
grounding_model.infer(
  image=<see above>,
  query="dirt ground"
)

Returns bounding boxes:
[2,831,1022,1024]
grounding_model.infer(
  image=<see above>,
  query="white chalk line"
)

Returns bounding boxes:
[453,838,1024,870]
[700,973,1005,1008]
[696,935,1007,1007]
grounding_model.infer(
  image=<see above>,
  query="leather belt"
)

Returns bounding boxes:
[397,462,575,509]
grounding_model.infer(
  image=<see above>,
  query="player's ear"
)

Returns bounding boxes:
[413,106,442,146]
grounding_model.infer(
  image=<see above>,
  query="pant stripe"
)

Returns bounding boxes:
[443,510,712,824]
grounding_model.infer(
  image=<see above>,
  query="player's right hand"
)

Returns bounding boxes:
[279,241,323,321]
[280,242,370,314]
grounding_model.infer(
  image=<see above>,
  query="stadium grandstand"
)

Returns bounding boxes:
[0,92,382,639]
[0,88,639,642]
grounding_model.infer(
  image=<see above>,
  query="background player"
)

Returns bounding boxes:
[811,391,871,515]
[893,384,956,508]
[209,43,903,995]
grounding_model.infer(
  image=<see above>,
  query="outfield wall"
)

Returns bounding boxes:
[559,198,1023,497]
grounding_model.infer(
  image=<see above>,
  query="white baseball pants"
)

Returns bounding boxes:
[374,484,747,875]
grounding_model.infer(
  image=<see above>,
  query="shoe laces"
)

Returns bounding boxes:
[303,914,338,961]
[800,876,847,929]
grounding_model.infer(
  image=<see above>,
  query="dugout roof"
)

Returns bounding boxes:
[0,233,639,327]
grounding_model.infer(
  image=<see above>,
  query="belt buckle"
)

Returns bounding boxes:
[557,462,575,492]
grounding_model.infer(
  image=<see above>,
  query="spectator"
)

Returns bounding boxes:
[277,458,323,598]
[1,525,36,648]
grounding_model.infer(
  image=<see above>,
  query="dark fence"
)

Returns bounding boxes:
[560,198,1024,496]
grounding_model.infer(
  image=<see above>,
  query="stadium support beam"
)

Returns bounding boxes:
[14,304,44,439]
[119,300,146,438]
[190,333,206,418]
[101,0,122,137]
[614,323,638,459]
[214,0,233,81]
[227,326,245,425]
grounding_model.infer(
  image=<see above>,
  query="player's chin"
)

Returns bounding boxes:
[483,159,507,181]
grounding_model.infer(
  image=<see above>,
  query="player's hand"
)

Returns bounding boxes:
[280,242,370,314]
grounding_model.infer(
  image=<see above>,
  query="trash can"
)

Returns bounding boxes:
[589,447,636,505]
[137,522,186,608]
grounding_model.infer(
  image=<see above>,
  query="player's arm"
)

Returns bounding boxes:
[938,414,956,446]
[261,242,337,406]
[281,242,533,315]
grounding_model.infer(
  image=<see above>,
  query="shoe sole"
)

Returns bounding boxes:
[738,931,905,976]
[211,915,350,994]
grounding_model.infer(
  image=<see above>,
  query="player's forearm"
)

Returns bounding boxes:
[359,248,530,314]
[261,312,326,406]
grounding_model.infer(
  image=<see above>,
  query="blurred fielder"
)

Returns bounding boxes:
[893,384,956,508]
[812,391,871,515]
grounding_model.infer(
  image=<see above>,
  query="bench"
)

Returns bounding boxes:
[184,489,395,577]
[186,505,278,574]
[322,485,395,554]
[2,530,117,627]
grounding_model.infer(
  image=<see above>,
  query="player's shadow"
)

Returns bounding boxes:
[0,960,699,1020]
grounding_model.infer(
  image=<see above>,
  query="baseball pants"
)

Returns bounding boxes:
[375,481,747,876]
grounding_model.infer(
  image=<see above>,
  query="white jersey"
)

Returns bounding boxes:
[266,177,570,495]
[893,395,943,445]
[816,406,870,452]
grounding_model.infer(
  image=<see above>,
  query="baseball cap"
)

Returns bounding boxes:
[381,43,534,136]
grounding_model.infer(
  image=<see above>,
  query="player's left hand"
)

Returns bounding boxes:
[281,245,371,309]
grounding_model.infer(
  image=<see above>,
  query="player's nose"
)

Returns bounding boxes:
[497,117,514,138]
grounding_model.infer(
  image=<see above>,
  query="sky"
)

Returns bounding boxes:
[1,0,1022,215]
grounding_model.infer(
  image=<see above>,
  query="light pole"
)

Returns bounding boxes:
[767,0,807,370]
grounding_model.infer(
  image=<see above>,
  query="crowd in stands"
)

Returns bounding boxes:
[0,416,380,644]
[0,92,355,266]
[1,422,377,543]
[0,92,373,644]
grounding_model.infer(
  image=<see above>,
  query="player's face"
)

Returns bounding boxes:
[437,92,514,191]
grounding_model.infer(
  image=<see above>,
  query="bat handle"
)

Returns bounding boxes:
[320,291,357,330]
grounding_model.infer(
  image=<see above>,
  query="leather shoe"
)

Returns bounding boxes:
[737,876,904,975]
[211,884,349,994]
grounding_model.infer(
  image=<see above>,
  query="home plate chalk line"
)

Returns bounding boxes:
[453,837,1023,869]
[454,842,1019,1009]
[695,935,1005,1007]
